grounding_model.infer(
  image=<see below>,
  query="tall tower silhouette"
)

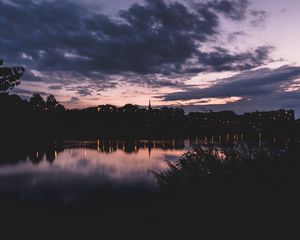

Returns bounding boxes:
[148,100,152,111]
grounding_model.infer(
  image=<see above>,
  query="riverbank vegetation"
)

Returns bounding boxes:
[154,143,300,192]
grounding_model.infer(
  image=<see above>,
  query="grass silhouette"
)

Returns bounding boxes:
[154,143,300,192]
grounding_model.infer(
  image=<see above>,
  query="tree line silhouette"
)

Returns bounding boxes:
[0,91,298,140]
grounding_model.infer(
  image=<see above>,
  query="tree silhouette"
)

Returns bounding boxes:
[46,94,65,112]
[121,104,140,113]
[0,58,25,92]
[97,104,117,113]
[30,93,46,112]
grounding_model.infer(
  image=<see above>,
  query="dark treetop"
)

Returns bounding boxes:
[0,58,25,92]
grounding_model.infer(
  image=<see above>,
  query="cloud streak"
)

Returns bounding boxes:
[161,65,300,114]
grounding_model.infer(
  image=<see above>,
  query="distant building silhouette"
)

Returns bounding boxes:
[244,109,295,122]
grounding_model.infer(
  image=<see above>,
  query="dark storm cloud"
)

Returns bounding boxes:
[197,46,273,72]
[0,0,272,88]
[200,0,250,21]
[195,0,267,25]
[162,65,300,101]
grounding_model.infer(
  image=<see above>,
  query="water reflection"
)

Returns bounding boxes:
[0,133,292,165]
[0,139,187,201]
[0,134,293,203]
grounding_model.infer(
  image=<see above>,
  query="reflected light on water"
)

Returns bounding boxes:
[0,135,291,200]
[0,143,184,189]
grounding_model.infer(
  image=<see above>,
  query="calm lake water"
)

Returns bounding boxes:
[0,139,188,204]
[0,134,291,204]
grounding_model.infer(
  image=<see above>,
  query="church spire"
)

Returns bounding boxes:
[148,100,152,110]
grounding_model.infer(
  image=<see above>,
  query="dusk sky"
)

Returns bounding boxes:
[1,0,300,115]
